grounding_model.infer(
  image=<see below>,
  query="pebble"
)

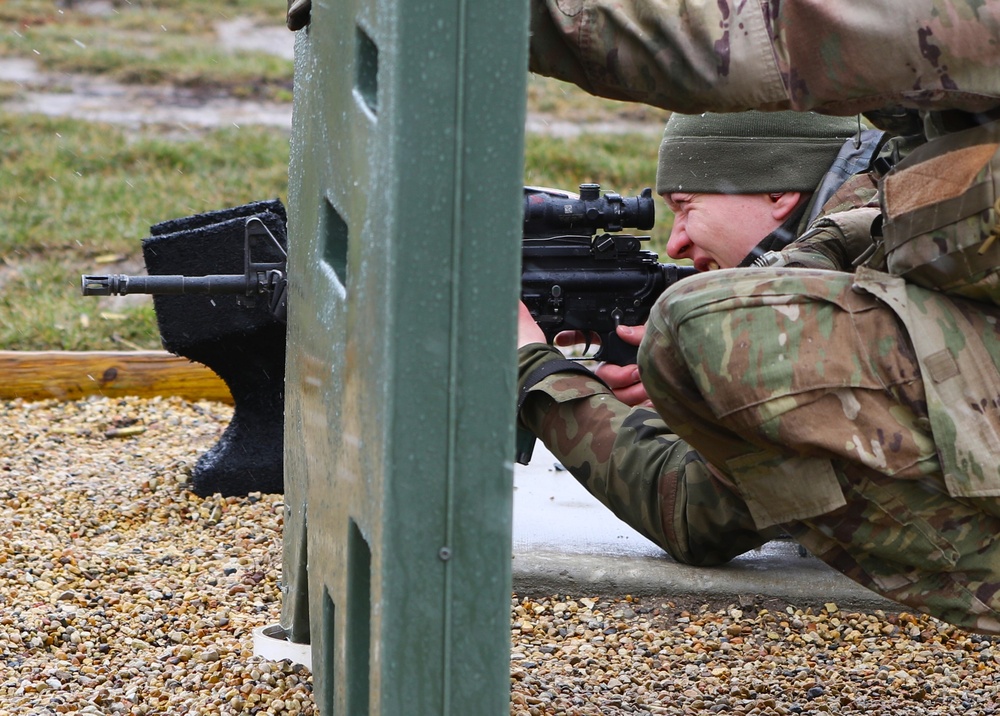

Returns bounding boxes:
[508,596,1000,713]
[3,396,1000,714]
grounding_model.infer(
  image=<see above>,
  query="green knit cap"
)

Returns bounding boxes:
[656,111,860,195]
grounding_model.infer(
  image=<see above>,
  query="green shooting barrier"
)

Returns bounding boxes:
[279,0,529,712]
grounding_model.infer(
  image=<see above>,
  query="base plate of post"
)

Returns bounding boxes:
[252,623,312,669]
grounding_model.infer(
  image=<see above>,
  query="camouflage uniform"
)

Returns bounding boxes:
[522,1,1000,632]
[528,0,1000,117]
[637,269,1000,634]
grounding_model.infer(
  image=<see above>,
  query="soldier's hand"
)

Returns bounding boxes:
[595,325,652,407]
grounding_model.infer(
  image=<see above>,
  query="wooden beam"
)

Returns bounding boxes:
[0,351,232,404]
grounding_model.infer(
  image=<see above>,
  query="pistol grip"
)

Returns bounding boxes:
[593,331,639,366]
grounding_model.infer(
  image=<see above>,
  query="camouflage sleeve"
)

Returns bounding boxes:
[777,207,884,271]
[529,0,1000,116]
[517,343,772,565]
[773,226,859,271]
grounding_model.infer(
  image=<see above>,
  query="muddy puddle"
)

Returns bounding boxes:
[0,16,659,137]
[0,59,293,132]
[0,17,294,133]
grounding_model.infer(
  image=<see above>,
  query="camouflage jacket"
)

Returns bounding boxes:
[529,0,1000,119]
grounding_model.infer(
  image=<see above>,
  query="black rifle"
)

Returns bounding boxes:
[83,185,693,355]
[522,183,696,365]
[81,215,289,322]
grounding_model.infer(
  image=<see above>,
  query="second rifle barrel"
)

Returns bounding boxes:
[81,274,251,296]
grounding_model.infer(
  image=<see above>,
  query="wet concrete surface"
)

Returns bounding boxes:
[512,442,895,609]
[513,442,663,560]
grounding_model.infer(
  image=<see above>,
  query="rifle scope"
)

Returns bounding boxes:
[523,183,655,236]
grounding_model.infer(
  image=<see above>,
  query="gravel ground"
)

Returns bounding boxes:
[2,396,999,715]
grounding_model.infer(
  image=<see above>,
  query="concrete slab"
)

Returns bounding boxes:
[511,443,896,612]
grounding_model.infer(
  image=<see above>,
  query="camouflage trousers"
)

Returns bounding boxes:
[639,267,1000,634]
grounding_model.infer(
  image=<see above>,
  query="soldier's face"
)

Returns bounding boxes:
[662,192,783,271]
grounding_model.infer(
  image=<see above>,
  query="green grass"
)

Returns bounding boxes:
[0,0,675,351]
[527,74,669,125]
[0,117,671,351]
[0,114,291,350]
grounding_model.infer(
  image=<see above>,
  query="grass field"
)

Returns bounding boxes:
[0,0,671,351]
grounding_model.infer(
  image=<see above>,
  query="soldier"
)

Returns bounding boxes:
[518,109,893,588]
[518,1,1000,633]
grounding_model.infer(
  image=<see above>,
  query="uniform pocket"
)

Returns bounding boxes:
[725,449,846,530]
[822,474,963,584]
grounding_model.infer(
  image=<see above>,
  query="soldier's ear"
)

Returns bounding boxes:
[769,191,804,221]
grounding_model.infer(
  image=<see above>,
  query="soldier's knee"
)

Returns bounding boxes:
[640,269,736,369]
[658,457,771,566]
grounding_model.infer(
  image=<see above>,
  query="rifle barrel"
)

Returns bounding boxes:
[81,274,250,297]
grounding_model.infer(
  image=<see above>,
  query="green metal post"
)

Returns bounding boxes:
[280,0,528,712]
